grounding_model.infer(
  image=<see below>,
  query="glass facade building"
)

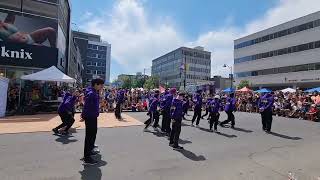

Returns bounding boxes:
[152,47,211,88]
[234,11,320,89]
[72,31,111,85]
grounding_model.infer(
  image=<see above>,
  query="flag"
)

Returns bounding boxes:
[179,63,185,70]
[159,86,165,93]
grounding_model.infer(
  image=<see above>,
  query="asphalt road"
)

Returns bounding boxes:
[0,112,320,180]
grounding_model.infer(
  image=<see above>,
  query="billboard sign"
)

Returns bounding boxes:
[0,41,58,68]
[0,11,59,68]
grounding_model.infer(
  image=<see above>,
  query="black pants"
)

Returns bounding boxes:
[201,108,209,119]
[192,108,202,125]
[261,111,273,131]
[55,111,75,132]
[170,119,182,147]
[145,111,160,129]
[153,111,160,128]
[84,117,98,159]
[221,111,235,126]
[161,109,171,133]
[115,103,122,119]
[209,112,220,130]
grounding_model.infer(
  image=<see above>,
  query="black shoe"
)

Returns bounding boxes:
[94,144,99,148]
[173,146,184,150]
[83,158,98,165]
[90,150,100,156]
[209,129,214,132]
[265,130,271,134]
[52,128,59,134]
[169,143,174,147]
[231,125,235,129]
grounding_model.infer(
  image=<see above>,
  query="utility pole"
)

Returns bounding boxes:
[184,56,187,91]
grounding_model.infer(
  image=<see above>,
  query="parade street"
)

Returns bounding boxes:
[0,112,319,180]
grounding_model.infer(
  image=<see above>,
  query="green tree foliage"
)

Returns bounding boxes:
[144,76,159,90]
[237,80,250,89]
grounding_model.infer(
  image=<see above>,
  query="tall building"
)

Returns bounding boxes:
[210,76,232,92]
[152,47,211,88]
[234,11,320,89]
[0,0,71,84]
[68,33,84,85]
[72,31,111,85]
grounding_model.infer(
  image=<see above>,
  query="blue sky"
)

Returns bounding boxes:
[71,0,320,81]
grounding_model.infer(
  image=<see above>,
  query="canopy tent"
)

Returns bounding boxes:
[222,87,235,93]
[305,87,320,93]
[237,87,252,92]
[21,66,76,83]
[255,88,272,93]
[281,88,296,93]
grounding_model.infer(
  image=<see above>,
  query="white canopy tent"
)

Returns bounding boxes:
[21,66,76,83]
[281,88,296,93]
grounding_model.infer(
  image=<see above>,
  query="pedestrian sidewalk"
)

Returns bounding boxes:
[0,113,143,134]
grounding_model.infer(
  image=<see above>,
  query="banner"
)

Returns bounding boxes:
[0,77,9,117]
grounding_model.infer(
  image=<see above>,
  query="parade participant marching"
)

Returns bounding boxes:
[191,90,203,127]
[115,89,125,120]
[52,90,79,135]
[258,92,274,133]
[201,95,213,120]
[144,91,160,130]
[209,95,222,132]
[220,93,236,128]
[182,96,190,120]
[170,92,185,150]
[160,88,176,135]
[81,78,104,165]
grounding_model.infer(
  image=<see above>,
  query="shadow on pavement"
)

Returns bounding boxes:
[198,127,237,138]
[144,129,166,137]
[179,139,192,144]
[269,132,302,140]
[215,132,237,138]
[79,154,107,180]
[55,134,78,144]
[198,127,212,133]
[232,127,253,133]
[175,148,206,161]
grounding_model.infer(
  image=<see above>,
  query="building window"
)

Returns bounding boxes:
[86,62,92,66]
[236,62,320,77]
[234,19,320,49]
[235,40,320,64]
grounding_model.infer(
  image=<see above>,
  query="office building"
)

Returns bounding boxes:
[68,32,84,85]
[210,76,232,92]
[234,11,320,89]
[152,47,211,88]
[72,31,111,85]
[0,0,71,85]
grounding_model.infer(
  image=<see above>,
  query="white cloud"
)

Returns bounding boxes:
[79,0,183,76]
[79,0,320,79]
[244,0,320,35]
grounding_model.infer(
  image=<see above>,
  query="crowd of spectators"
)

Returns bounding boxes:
[234,91,320,121]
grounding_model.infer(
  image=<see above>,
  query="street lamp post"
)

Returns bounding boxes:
[223,64,233,89]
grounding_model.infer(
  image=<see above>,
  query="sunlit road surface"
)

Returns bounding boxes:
[0,112,319,180]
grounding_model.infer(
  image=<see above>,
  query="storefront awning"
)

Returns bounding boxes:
[20,66,76,83]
